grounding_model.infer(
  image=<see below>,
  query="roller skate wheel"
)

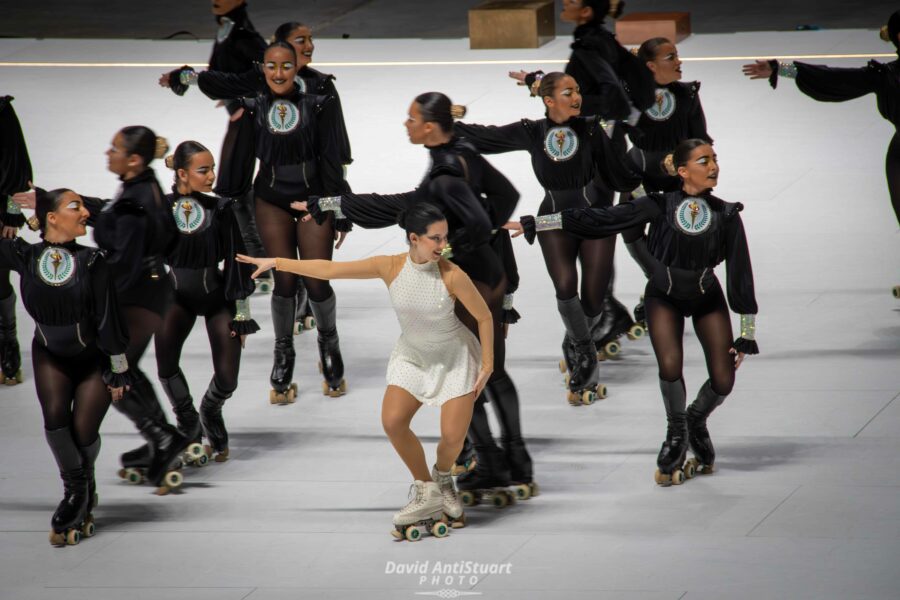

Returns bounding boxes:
[671,470,685,485]
[653,469,668,485]
[293,322,302,336]
[164,470,183,489]
[321,380,329,394]
[513,483,531,501]
[390,529,403,540]
[529,482,540,497]
[432,521,449,538]
[566,390,580,406]
[82,516,96,538]
[304,316,316,330]
[186,443,204,459]
[196,452,210,467]
[581,390,596,405]
[255,280,272,294]
[628,324,645,340]
[893,285,900,298]
[460,490,478,507]
[286,387,297,403]
[563,373,571,388]
[684,458,699,478]
[449,512,466,529]
[595,384,608,400]
[405,526,422,542]
[558,360,567,373]
[604,341,621,357]
[492,491,510,508]
[49,530,65,547]
[123,468,143,485]
[66,529,81,546]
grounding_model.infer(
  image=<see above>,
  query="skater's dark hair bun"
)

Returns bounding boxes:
[119,126,166,166]
[637,37,672,63]
[273,21,308,44]
[397,202,446,240]
[265,40,297,62]
[414,92,466,133]
[582,0,624,23]
[35,187,76,234]
[672,138,713,175]
[167,140,211,185]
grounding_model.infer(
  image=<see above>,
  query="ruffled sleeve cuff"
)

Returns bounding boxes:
[767,60,797,89]
[3,196,26,228]
[307,195,347,227]
[168,66,197,96]
[102,354,137,388]
[231,298,261,335]
[501,293,521,324]
[733,314,759,354]
[521,213,562,245]
[732,337,759,355]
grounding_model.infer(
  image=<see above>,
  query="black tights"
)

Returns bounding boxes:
[33,342,110,447]
[538,230,615,317]
[122,305,162,386]
[155,301,241,393]
[255,198,335,302]
[0,268,12,300]
[645,288,736,395]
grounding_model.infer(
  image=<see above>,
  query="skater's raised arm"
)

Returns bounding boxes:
[516,194,660,244]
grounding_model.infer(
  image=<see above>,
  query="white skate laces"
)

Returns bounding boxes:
[432,466,463,519]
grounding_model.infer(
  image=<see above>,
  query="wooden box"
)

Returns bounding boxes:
[469,1,555,49]
[615,12,691,46]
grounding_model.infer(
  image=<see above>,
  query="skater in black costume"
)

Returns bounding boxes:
[0,188,133,545]
[298,92,537,503]
[511,138,759,485]
[454,72,642,404]
[510,0,655,357]
[0,96,31,385]
[743,10,900,297]
[155,141,259,465]
[14,126,188,493]
[625,37,713,326]
[162,42,348,402]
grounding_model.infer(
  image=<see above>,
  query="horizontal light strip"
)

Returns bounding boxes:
[0,52,893,69]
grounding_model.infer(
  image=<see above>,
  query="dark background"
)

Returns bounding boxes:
[0,1,894,40]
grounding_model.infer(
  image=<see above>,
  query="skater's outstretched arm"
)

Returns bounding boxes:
[453,121,532,155]
[237,253,397,283]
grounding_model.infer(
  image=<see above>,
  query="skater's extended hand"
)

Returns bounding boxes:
[334,229,347,249]
[230,330,248,348]
[1,226,17,239]
[729,347,746,370]
[509,70,528,85]
[741,60,772,79]
[11,183,35,209]
[502,221,524,238]
[472,368,492,398]
[108,385,127,402]
[229,107,245,122]
[158,72,171,87]
[236,253,277,279]
[290,201,315,222]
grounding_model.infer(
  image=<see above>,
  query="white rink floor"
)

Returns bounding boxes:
[1,29,899,600]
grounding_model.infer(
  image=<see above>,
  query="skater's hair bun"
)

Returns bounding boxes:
[119,126,166,166]
[35,187,75,234]
[582,1,624,23]
[274,21,309,44]
[397,202,446,240]
[536,72,569,99]
[637,37,673,63]
[265,40,297,62]
[414,92,466,133]
[168,140,211,185]
[671,138,713,176]
[662,153,676,176]
[880,25,891,42]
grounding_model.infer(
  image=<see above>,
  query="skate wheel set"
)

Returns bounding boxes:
[118,466,146,485]
[318,362,347,398]
[183,442,209,467]
[269,383,298,405]
[559,362,608,406]
[511,481,540,501]
[49,515,95,547]
[684,457,714,476]
[391,516,450,542]
[0,368,23,385]
[254,279,273,294]
[459,487,515,509]
[597,323,645,361]
[654,461,697,487]
[293,315,316,335]
[155,469,184,495]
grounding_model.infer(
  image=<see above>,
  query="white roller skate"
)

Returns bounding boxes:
[391,480,449,542]
[432,465,465,528]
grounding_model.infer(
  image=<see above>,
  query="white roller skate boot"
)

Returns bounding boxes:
[432,465,465,528]
[391,480,448,542]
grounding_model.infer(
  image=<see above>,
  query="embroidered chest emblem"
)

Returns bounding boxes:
[37,246,76,286]
[543,126,579,162]
[646,88,677,122]
[268,99,300,133]
[173,197,207,234]
[216,18,234,43]
[674,197,712,235]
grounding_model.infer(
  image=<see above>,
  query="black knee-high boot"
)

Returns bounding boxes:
[686,380,727,471]
[160,369,200,442]
[557,296,598,394]
[0,290,21,383]
[118,371,171,468]
[309,292,346,395]
[79,436,101,517]
[270,294,297,401]
[45,427,89,541]
[485,374,533,486]
[200,377,233,461]
[456,398,511,492]
[656,378,688,484]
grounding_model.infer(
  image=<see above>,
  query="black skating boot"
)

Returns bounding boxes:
[633,296,647,329]
[654,378,690,486]
[591,294,642,360]
[270,294,298,404]
[46,427,91,545]
[456,399,515,508]
[115,381,189,493]
[309,292,346,397]
[557,296,603,405]
[200,378,232,462]
[294,280,316,333]
[117,372,169,477]
[686,380,727,475]
[0,291,22,384]
[486,375,538,500]
[451,436,477,476]
[161,370,205,466]
[79,436,101,522]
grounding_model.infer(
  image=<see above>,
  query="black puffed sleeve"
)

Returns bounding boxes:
[723,206,758,315]
[454,121,533,154]
[0,238,28,273]
[562,194,662,239]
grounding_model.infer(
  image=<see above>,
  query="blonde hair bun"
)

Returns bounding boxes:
[154,136,169,160]
[450,104,467,119]
[662,153,676,176]
[880,25,891,42]
[164,154,175,169]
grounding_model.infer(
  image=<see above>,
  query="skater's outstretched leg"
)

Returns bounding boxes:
[201,306,241,459]
[382,384,429,481]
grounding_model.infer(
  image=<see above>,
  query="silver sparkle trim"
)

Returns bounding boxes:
[180,69,198,86]
[740,314,756,340]
[502,293,514,310]
[234,298,251,321]
[778,61,798,79]
[535,213,562,232]
[110,354,128,374]
[318,195,346,219]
